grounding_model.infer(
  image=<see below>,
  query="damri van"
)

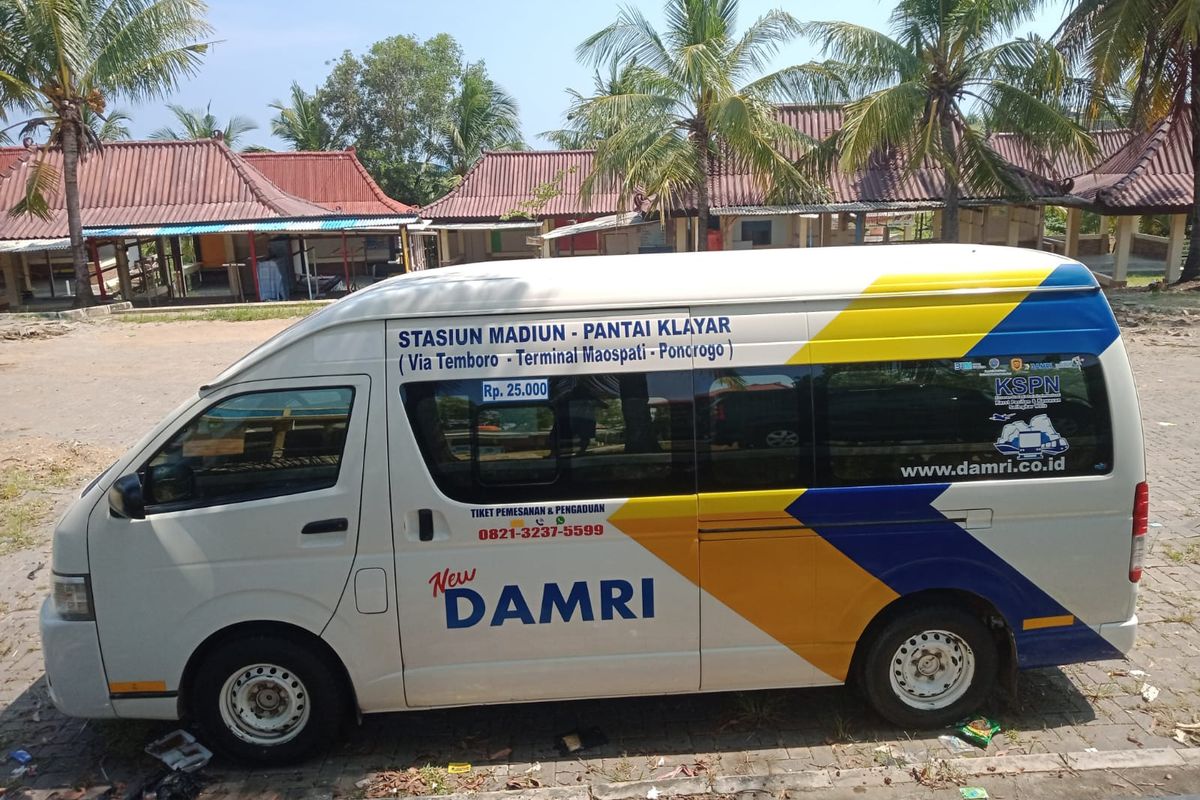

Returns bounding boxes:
[42,244,1146,763]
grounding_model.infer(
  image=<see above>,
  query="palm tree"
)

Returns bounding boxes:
[571,0,826,250]
[432,64,524,178]
[799,0,1095,241]
[84,107,133,141]
[1057,0,1200,281]
[270,82,343,151]
[150,101,258,149]
[0,0,211,307]
[541,62,644,149]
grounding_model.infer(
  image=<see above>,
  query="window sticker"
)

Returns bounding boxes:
[994,414,1070,460]
[481,379,550,403]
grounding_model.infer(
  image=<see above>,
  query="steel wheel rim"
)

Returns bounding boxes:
[764,429,800,448]
[887,629,975,710]
[218,662,310,745]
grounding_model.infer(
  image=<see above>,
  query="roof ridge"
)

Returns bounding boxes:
[343,148,415,213]
[221,140,326,216]
[1095,115,1175,203]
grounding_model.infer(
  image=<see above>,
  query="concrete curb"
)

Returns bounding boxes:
[3,301,132,320]
[415,747,1197,800]
[112,299,334,316]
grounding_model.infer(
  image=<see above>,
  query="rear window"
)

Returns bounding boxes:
[813,355,1112,485]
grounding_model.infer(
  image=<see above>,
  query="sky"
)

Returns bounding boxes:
[123,0,1078,150]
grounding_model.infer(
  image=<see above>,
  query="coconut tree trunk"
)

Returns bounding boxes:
[61,117,96,307]
[1179,46,1200,283]
[696,146,711,253]
[940,111,960,242]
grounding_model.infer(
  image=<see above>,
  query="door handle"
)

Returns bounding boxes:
[418,509,433,542]
[302,518,348,535]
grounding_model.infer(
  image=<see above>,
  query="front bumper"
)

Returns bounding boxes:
[39,598,116,719]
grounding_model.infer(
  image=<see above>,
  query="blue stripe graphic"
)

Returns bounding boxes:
[788,484,1121,668]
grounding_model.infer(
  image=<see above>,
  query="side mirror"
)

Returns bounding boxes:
[109,474,146,520]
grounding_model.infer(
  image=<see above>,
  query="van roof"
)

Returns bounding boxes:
[207,244,1097,390]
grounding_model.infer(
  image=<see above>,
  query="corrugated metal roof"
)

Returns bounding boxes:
[420,150,628,221]
[1069,109,1195,213]
[424,107,1066,222]
[709,106,1065,208]
[0,147,27,173]
[241,150,416,215]
[987,129,1131,181]
[0,139,339,239]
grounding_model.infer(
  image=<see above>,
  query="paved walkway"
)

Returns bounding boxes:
[0,312,1197,799]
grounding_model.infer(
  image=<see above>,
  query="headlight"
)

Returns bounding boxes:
[52,573,94,621]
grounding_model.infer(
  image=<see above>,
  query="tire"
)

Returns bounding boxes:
[191,635,348,764]
[761,428,800,449]
[859,605,997,729]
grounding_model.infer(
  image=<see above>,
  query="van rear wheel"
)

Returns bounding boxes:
[191,635,347,764]
[860,606,997,729]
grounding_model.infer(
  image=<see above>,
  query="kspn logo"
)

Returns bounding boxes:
[431,568,656,629]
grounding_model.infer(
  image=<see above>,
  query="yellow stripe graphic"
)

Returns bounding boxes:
[789,267,1056,365]
[612,490,900,682]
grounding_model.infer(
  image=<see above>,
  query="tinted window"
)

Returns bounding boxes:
[741,220,772,246]
[813,355,1112,485]
[404,372,694,502]
[143,387,354,510]
[696,366,814,491]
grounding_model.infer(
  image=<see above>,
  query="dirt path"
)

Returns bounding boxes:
[0,317,293,449]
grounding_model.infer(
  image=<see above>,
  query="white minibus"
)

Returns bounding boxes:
[42,244,1145,763]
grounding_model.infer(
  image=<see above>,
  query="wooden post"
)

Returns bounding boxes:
[248,233,261,301]
[437,229,450,266]
[20,252,33,294]
[1113,215,1134,284]
[540,221,553,258]
[1065,207,1081,257]
[170,237,186,298]
[674,218,688,253]
[1006,207,1021,247]
[1097,215,1110,252]
[114,240,133,301]
[36,252,53,299]
[931,210,943,241]
[341,231,351,293]
[400,226,412,273]
[1166,213,1187,283]
[88,239,108,300]
[797,216,810,248]
[855,212,866,244]
[1,254,21,308]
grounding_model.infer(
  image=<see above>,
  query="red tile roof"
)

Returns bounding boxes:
[0,139,335,240]
[1069,110,1195,213]
[241,150,415,215]
[988,129,1132,181]
[420,150,628,221]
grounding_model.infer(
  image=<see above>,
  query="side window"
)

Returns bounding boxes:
[143,387,354,510]
[403,371,694,503]
[696,366,814,491]
[813,355,1112,485]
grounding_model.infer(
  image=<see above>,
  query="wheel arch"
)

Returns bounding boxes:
[847,588,1015,693]
[177,620,358,720]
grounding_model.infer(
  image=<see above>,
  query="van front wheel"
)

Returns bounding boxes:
[192,635,347,764]
[860,606,997,729]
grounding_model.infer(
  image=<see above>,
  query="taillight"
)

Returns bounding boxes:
[1130,481,1149,582]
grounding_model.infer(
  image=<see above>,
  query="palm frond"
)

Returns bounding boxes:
[801,21,919,80]
[9,156,59,221]
[727,8,803,81]
[837,81,929,170]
